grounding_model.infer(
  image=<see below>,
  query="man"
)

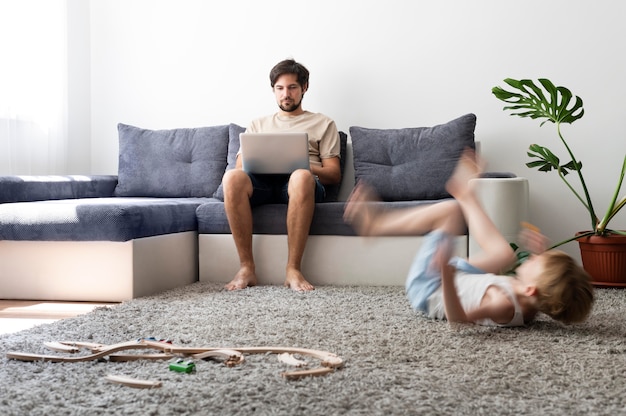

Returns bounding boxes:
[221,59,341,291]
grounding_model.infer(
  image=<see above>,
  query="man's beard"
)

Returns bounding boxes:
[278,98,302,112]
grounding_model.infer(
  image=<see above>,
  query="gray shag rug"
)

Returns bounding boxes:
[1,282,626,416]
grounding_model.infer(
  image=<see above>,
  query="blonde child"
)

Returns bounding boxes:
[344,149,593,326]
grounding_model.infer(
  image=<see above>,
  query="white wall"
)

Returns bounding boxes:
[86,0,626,262]
[67,0,91,173]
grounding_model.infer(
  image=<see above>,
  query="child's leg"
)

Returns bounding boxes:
[405,229,454,312]
[343,182,466,236]
[344,182,466,314]
[445,150,516,274]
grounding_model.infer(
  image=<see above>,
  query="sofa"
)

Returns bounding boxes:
[0,113,529,302]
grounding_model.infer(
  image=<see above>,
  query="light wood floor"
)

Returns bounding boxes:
[0,300,117,335]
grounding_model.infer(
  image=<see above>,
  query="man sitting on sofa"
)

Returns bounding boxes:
[221,58,341,291]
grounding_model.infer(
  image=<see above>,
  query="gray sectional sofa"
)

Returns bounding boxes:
[0,114,529,302]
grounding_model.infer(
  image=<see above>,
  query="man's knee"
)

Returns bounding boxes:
[288,169,315,194]
[223,169,252,197]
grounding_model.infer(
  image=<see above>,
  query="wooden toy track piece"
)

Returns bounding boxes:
[43,340,174,355]
[191,349,245,367]
[44,340,176,362]
[7,340,344,379]
[277,353,308,367]
[6,339,181,363]
[108,353,174,362]
[44,341,104,353]
[39,341,343,368]
[104,374,162,389]
[170,346,343,369]
[281,367,334,380]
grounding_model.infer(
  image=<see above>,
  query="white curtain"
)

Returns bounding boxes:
[0,0,68,175]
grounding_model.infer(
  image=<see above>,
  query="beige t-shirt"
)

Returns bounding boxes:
[246,111,340,167]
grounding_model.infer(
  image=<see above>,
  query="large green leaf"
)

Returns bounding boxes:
[526,143,581,176]
[492,78,585,126]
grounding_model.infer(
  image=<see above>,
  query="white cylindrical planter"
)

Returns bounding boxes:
[469,177,529,258]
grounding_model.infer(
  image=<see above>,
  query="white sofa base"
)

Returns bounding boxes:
[199,234,468,286]
[0,231,198,302]
[199,177,529,287]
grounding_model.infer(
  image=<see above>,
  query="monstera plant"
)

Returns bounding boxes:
[492,78,626,284]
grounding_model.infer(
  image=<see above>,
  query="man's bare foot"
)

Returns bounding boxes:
[225,266,257,290]
[445,148,483,200]
[343,182,381,236]
[284,267,315,292]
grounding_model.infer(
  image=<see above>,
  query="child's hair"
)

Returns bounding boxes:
[535,250,594,324]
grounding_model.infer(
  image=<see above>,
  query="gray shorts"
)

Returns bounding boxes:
[248,173,325,206]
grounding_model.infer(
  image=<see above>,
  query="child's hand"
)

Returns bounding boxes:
[519,222,549,254]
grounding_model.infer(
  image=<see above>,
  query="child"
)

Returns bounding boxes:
[344,149,594,326]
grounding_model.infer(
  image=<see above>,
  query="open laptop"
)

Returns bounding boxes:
[239,132,310,174]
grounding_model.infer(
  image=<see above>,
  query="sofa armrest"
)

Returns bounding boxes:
[0,175,118,203]
[468,177,529,258]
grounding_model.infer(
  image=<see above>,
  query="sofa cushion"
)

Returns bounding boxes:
[196,199,446,236]
[212,125,348,202]
[197,201,351,235]
[0,175,117,203]
[0,197,213,241]
[114,123,229,198]
[350,113,476,201]
[212,123,245,200]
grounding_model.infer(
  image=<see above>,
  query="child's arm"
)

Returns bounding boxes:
[441,263,471,323]
[434,235,472,324]
[436,232,517,326]
[442,266,516,325]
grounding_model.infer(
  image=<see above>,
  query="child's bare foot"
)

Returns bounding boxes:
[225,266,257,290]
[284,267,315,291]
[445,149,483,200]
[343,182,382,236]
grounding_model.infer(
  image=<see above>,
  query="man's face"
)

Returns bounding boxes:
[273,73,307,113]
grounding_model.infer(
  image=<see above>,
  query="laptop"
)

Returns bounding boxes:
[239,132,310,174]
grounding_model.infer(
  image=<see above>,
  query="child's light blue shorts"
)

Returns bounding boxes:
[405,230,485,313]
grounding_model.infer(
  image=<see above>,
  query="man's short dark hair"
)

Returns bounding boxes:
[269,59,309,89]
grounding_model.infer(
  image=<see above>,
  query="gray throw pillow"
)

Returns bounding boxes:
[350,113,476,201]
[212,123,245,200]
[114,123,229,197]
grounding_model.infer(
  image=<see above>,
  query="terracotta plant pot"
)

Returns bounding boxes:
[576,232,626,287]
